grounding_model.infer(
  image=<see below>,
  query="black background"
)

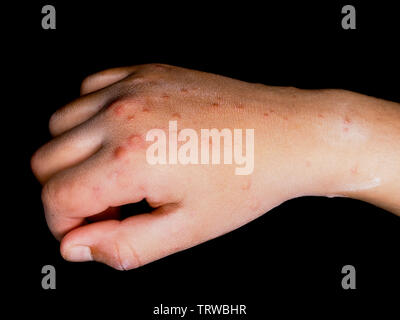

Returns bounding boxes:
[8,0,399,316]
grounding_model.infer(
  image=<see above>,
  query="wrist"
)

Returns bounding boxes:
[332,91,400,214]
[243,85,399,215]
[288,88,400,214]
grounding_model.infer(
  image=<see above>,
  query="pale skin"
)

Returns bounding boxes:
[31,64,400,270]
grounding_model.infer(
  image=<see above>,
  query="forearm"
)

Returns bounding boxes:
[327,90,400,215]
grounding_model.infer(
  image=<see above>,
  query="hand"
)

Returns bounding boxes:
[31,64,400,270]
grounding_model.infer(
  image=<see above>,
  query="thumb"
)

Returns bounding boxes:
[60,205,197,270]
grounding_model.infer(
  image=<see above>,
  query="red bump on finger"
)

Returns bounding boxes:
[127,134,145,150]
[113,146,127,159]
[113,104,125,116]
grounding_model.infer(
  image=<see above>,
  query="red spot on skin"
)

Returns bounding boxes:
[92,186,102,200]
[318,114,324,118]
[344,116,352,124]
[344,127,349,132]
[241,180,252,190]
[127,115,135,120]
[162,94,169,99]
[212,102,219,107]
[180,88,188,93]
[113,104,125,116]
[283,116,288,120]
[172,112,181,119]
[237,105,244,109]
[127,134,144,149]
[351,165,358,175]
[142,107,150,112]
[113,146,127,159]
[249,198,260,211]
[263,113,269,118]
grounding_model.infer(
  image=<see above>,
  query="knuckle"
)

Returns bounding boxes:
[105,95,146,115]
[137,64,171,82]
[122,66,170,91]
[121,76,148,93]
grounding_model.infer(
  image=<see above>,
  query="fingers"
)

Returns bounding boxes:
[49,66,139,136]
[80,66,136,95]
[49,66,138,137]
[31,120,105,184]
[49,90,111,137]
[41,148,147,240]
[60,205,196,270]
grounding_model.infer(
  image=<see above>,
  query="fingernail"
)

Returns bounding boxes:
[66,246,93,262]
